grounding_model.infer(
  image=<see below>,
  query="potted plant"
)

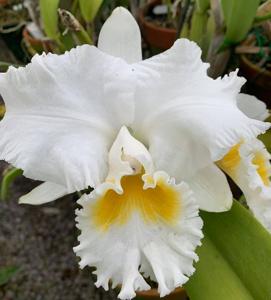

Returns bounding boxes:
[138,0,178,50]
[22,0,103,55]
[0,0,8,6]
[237,22,271,104]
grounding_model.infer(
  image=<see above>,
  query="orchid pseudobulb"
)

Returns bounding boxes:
[0,7,270,300]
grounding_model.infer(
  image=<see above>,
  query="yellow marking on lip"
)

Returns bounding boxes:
[91,174,181,231]
[217,143,242,175]
[252,152,271,186]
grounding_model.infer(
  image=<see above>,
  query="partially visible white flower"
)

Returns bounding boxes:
[219,94,271,231]
[0,6,270,299]
[217,139,271,231]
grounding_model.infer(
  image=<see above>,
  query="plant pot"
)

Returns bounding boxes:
[138,0,177,50]
[239,35,271,105]
[0,0,8,6]
[136,287,187,300]
[240,55,271,104]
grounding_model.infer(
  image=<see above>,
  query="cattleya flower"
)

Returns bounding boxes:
[221,94,271,230]
[0,7,270,300]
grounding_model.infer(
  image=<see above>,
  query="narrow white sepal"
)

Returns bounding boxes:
[98,7,142,63]
[237,93,270,121]
[19,182,68,205]
[188,164,233,212]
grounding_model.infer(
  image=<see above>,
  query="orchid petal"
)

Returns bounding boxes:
[19,182,67,205]
[98,7,142,64]
[0,45,136,192]
[188,164,233,212]
[74,177,203,299]
[132,39,270,180]
[237,93,270,121]
[218,139,271,231]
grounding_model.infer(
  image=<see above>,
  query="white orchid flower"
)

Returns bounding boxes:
[218,94,271,231]
[0,7,270,299]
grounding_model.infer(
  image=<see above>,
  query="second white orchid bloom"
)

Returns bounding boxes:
[219,94,271,231]
[0,7,270,300]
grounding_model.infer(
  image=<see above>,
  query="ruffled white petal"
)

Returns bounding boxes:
[74,173,203,299]
[98,7,142,64]
[187,164,233,212]
[218,139,271,231]
[19,182,67,205]
[237,93,270,121]
[0,45,136,192]
[131,39,270,180]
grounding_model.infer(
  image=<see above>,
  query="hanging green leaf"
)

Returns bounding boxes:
[0,266,20,286]
[185,200,271,300]
[39,0,60,40]
[221,0,260,45]
[79,0,103,23]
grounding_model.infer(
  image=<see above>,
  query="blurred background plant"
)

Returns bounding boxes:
[139,0,271,79]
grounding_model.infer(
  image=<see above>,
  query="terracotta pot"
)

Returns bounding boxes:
[136,287,187,300]
[138,0,177,50]
[239,35,271,105]
[240,55,271,104]
[0,0,8,6]
[22,27,52,53]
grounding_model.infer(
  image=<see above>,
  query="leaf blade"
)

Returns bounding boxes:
[221,0,260,44]
[39,0,60,40]
[186,201,271,300]
[79,0,103,22]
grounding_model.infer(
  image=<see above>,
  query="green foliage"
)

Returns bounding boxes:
[189,12,209,53]
[79,0,103,22]
[0,266,19,286]
[195,0,210,13]
[221,0,260,44]
[185,201,271,300]
[0,168,23,201]
[39,0,60,40]
[259,131,271,152]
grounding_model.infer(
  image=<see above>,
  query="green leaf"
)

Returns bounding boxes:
[0,266,19,286]
[185,200,271,300]
[39,0,60,39]
[0,168,23,201]
[79,0,103,22]
[189,12,209,53]
[221,0,260,44]
[195,0,210,13]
